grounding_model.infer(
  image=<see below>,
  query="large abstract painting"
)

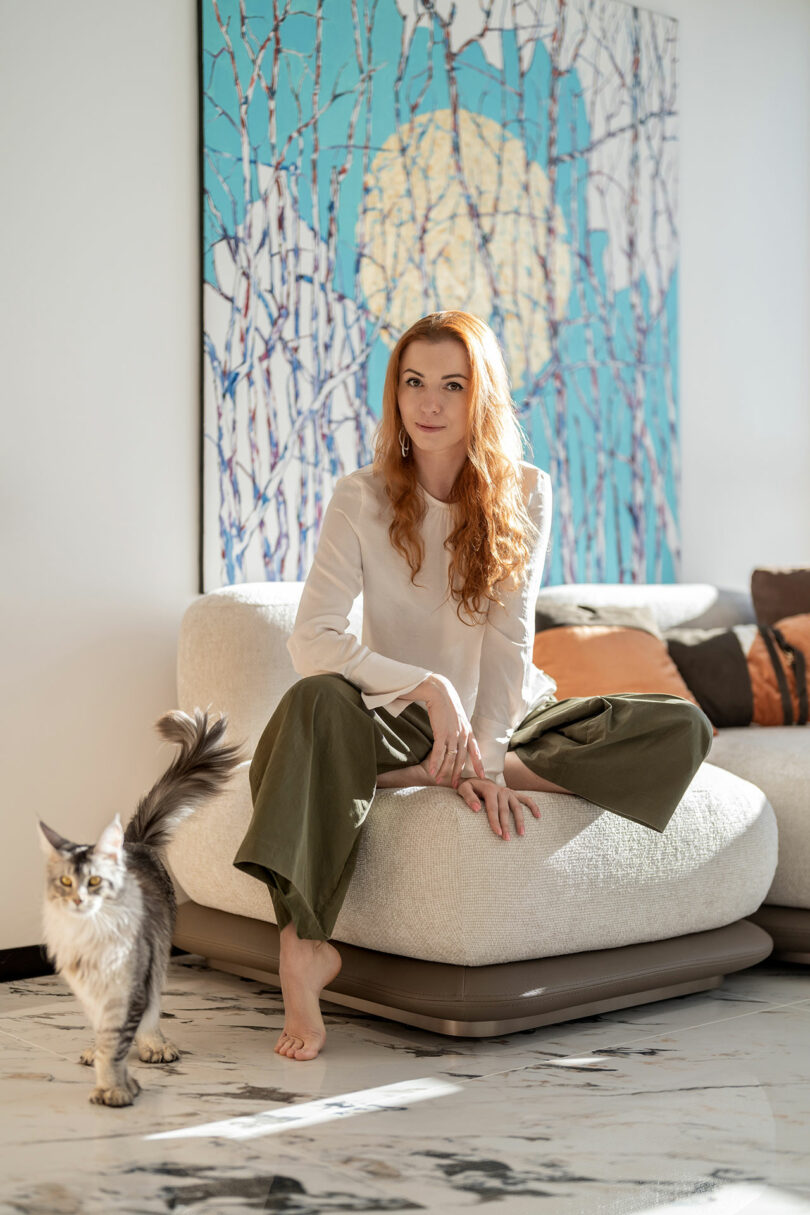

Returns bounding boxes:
[201,0,679,590]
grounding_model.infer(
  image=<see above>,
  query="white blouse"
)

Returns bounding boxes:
[287,461,557,785]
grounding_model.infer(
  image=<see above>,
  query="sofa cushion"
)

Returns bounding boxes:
[165,761,777,968]
[708,727,808,907]
[535,583,755,632]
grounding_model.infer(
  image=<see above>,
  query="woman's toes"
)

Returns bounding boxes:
[274,1028,320,1060]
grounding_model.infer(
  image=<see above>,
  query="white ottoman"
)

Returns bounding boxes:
[167,583,778,1035]
[169,762,775,968]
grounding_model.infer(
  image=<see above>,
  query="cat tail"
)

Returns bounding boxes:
[124,710,245,850]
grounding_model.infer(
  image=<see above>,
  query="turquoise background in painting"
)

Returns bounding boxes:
[202,0,679,585]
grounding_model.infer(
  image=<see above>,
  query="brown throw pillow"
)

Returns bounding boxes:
[664,626,753,727]
[532,603,706,716]
[665,614,810,727]
[751,567,810,627]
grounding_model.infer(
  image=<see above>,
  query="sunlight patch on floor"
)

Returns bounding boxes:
[633,1182,810,1213]
[146,1075,461,1141]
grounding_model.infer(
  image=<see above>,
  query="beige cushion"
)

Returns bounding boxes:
[536,582,754,631]
[709,727,809,907]
[165,760,777,968]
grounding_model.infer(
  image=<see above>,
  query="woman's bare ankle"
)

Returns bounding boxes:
[278,924,340,973]
[280,923,326,955]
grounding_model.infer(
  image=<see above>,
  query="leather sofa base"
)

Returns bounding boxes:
[748,905,810,963]
[174,902,774,1038]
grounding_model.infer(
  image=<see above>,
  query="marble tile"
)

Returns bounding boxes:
[281,978,810,1093]
[0,992,471,1126]
[0,972,74,1013]
[1,957,809,1215]
[2,1138,426,1214]
[0,959,801,1099]
[253,1003,810,1211]
[707,961,810,1006]
[0,961,529,1103]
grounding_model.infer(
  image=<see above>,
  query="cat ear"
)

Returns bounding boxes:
[38,821,70,856]
[94,814,124,863]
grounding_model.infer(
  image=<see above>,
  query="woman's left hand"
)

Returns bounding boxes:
[455,778,541,841]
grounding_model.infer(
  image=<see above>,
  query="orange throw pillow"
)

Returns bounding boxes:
[532,624,704,710]
[748,613,810,726]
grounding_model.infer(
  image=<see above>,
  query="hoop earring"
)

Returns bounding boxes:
[398,426,411,459]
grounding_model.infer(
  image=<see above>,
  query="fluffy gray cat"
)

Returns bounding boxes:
[38,709,243,1107]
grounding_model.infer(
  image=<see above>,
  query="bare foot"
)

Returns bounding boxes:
[275,923,342,1061]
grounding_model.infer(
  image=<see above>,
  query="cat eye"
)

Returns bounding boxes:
[59,876,73,887]
[87,876,102,887]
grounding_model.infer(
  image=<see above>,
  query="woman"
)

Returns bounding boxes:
[234,311,712,1061]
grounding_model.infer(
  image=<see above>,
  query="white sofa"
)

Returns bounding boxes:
[165,582,801,1037]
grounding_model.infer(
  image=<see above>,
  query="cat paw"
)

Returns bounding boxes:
[91,1088,133,1108]
[137,1039,180,1064]
[89,1074,140,1106]
[79,1046,95,1067]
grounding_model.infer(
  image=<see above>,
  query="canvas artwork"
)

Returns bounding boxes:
[200,0,679,590]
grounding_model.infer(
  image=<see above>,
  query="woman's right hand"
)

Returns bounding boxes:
[414,674,487,789]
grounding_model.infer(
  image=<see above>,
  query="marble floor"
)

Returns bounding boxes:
[0,955,809,1214]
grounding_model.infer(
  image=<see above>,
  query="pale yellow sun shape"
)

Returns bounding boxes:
[357,108,571,382]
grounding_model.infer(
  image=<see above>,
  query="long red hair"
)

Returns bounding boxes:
[372,311,538,625]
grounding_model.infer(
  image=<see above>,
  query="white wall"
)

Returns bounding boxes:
[0,0,199,949]
[662,0,810,585]
[1,0,808,950]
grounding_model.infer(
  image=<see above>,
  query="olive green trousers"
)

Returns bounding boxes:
[234,673,713,942]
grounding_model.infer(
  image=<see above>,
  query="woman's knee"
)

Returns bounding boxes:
[252,674,365,781]
[620,694,712,759]
[689,701,714,758]
[286,672,357,703]
[668,698,713,759]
